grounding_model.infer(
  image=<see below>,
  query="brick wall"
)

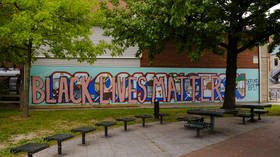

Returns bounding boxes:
[141,42,259,68]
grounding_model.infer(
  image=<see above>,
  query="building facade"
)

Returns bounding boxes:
[30,28,261,107]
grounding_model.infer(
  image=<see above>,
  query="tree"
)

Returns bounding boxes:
[0,0,115,117]
[103,0,280,109]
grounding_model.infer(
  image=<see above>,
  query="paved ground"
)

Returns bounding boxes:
[35,116,279,157]
[182,117,280,157]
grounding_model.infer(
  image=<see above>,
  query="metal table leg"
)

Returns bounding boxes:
[210,116,215,131]
[57,140,62,155]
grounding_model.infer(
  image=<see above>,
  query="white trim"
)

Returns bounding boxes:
[258,46,262,102]
[32,58,141,67]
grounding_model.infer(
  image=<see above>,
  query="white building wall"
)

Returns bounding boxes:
[33,58,140,67]
[33,27,140,67]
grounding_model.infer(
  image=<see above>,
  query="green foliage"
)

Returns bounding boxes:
[104,0,174,60]
[104,0,280,61]
[0,0,117,65]
[103,0,280,108]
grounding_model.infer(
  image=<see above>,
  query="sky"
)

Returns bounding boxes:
[269,3,280,13]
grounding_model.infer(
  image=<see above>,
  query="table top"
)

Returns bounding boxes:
[95,121,117,127]
[116,117,136,122]
[71,127,96,133]
[177,115,203,121]
[187,109,224,117]
[135,114,153,118]
[158,113,169,116]
[45,134,73,141]
[11,143,49,154]
[235,104,272,109]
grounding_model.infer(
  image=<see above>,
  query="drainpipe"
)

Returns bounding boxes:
[258,46,261,103]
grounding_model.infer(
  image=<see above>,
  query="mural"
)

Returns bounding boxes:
[30,66,259,105]
[269,46,280,101]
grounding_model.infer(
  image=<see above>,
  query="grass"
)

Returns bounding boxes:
[266,105,280,115]
[0,105,279,157]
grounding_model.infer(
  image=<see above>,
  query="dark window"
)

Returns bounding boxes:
[274,58,278,66]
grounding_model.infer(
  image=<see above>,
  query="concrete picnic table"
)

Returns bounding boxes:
[235,104,271,122]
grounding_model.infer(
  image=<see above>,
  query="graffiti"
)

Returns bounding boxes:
[31,71,249,104]
[247,79,258,91]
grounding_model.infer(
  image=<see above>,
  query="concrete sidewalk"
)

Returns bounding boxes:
[182,117,280,157]
[35,117,279,157]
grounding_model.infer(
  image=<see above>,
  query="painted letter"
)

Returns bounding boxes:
[111,77,116,103]
[190,76,199,102]
[58,77,69,103]
[137,76,147,103]
[152,77,166,102]
[167,77,177,102]
[69,77,81,104]
[32,76,45,104]
[200,76,209,102]
[117,77,126,102]
[99,76,109,104]
[128,77,137,103]
[211,76,223,101]
[81,77,93,104]
[45,78,56,103]
[177,76,187,101]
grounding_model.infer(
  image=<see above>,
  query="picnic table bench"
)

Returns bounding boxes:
[236,112,251,124]
[95,121,117,137]
[10,143,49,157]
[187,109,224,131]
[184,121,210,137]
[71,127,96,145]
[254,109,269,120]
[177,115,209,137]
[135,114,153,127]
[116,117,135,131]
[44,133,73,155]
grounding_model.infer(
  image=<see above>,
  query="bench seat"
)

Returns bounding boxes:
[236,112,251,124]
[71,127,96,145]
[10,143,49,157]
[254,110,269,120]
[184,122,209,137]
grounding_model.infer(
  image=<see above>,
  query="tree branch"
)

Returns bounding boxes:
[11,45,28,51]
[242,1,279,25]
[237,33,271,53]
[219,43,228,49]
[14,2,21,11]
[237,23,279,53]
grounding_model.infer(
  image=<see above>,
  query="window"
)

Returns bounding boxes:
[274,58,278,66]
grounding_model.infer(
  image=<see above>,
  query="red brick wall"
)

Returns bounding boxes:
[141,42,259,68]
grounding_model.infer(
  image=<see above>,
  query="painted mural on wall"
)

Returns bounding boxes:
[30,66,259,105]
[269,46,280,101]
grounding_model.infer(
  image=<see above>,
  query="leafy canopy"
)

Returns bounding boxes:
[0,0,118,65]
[104,0,280,60]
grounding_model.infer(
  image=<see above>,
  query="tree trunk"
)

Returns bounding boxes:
[22,63,30,117]
[222,37,238,109]
[21,42,32,117]
[19,67,24,111]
